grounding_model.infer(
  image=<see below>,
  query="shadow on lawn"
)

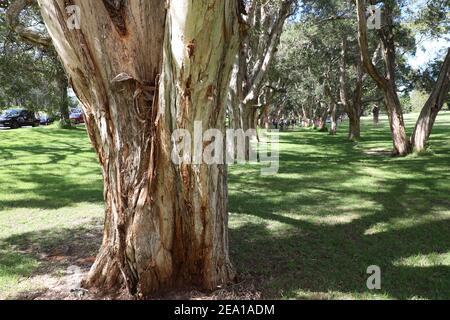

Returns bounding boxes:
[229,122,450,300]
[0,218,103,288]
[0,173,103,211]
[1,119,449,299]
[0,127,103,211]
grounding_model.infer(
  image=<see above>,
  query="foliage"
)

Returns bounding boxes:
[0,4,64,115]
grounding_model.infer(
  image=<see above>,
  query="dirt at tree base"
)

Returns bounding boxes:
[13,270,263,300]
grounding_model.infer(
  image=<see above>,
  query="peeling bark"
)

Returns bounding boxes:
[37,0,239,296]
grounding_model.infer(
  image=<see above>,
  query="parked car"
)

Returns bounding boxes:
[39,114,55,126]
[69,110,85,124]
[0,109,40,129]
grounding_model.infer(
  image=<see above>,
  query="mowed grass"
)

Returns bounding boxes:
[0,127,104,298]
[1,112,450,299]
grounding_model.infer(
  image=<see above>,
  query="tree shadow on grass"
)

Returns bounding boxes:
[229,217,450,300]
[0,218,103,299]
[0,127,103,211]
[1,118,449,299]
[229,161,450,299]
[0,173,103,211]
[228,120,450,300]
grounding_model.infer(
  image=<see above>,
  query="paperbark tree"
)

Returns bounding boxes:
[339,37,364,141]
[329,103,338,135]
[229,0,295,131]
[357,0,450,154]
[56,65,71,126]
[411,48,450,152]
[356,0,411,155]
[37,0,239,296]
[323,74,339,135]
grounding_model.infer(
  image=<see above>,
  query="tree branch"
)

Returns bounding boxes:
[243,0,295,104]
[355,0,387,90]
[427,48,450,109]
[6,0,52,48]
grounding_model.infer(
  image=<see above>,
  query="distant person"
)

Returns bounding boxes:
[372,105,380,125]
[272,119,278,129]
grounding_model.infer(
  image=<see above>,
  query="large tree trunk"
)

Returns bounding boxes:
[38,0,239,296]
[411,48,450,152]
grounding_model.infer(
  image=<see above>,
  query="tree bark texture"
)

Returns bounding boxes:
[38,0,239,296]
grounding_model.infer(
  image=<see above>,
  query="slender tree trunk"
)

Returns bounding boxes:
[384,88,411,155]
[411,48,450,152]
[350,58,364,141]
[246,106,257,131]
[348,111,361,141]
[230,98,244,130]
[262,105,270,129]
[239,103,257,156]
[340,37,362,141]
[38,0,239,296]
[411,100,440,152]
[380,8,411,153]
[56,69,71,126]
[329,104,337,135]
[356,0,411,155]
[229,58,244,130]
[301,105,310,127]
[317,104,329,132]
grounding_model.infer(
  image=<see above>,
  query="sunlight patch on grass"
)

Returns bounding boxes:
[394,252,450,267]
[284,289,393,300]
[364,211,450,235]
[303,212,362,225]
[0,203,103,240]
[229,213,297,237]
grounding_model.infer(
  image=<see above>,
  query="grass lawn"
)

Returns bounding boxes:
[0,112,449,299]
